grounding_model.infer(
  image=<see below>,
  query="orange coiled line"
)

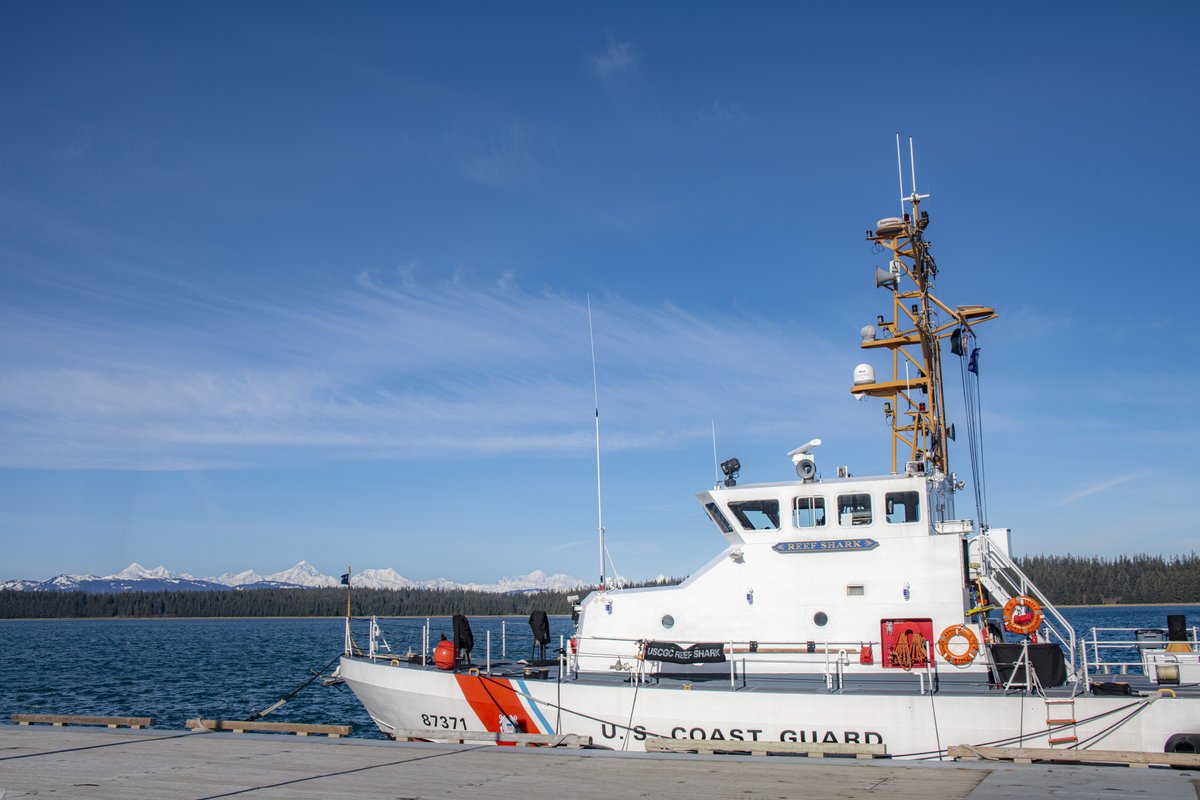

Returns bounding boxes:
[889,631,930,670]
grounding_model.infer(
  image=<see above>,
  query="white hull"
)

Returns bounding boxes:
[340,658,1197,757]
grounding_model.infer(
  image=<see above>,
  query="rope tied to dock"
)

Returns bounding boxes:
[246,652,345,722]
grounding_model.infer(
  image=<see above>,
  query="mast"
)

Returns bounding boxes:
[852,150,996,475]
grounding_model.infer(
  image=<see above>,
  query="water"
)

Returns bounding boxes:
[0,615,574,740]
[0,607,1193,739]
[1054,605,1198,672]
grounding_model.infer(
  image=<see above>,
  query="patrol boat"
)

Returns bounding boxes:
[337,175,1200,759]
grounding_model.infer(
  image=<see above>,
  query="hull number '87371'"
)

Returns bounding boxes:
[421,714,467,729]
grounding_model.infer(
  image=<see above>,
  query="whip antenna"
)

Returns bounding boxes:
[587,294,606,589]
[909,136,917,197]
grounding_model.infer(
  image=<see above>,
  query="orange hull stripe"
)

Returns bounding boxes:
[454,674,542,734]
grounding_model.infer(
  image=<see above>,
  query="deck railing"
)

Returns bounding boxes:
[568,636,948,693]
[1080,626,1199,677]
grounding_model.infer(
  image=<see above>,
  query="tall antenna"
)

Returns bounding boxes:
[895,133,905,215]
[586,294,606,590]
[909,136,918,197]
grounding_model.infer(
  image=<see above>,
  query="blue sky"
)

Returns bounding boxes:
[2,1,1197,582]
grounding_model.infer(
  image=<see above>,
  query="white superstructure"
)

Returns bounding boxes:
[575,470,992,680]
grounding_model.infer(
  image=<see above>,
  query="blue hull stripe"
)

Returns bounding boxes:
[514,678,554,735]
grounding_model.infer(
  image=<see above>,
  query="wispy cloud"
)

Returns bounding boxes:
[456,122,537,185]
[590,39,640,79]
[1055,474,1142,507]
[0,271,849,471]
[590,38,642,97]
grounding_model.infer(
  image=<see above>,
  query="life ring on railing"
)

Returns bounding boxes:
[937,624,979,666]
[1003,595,1043,636]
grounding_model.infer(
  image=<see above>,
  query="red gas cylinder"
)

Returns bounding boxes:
[433,639,456,670]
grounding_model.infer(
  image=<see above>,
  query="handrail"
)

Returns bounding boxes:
[1078,631,1200,676]
[978,533,1077,681]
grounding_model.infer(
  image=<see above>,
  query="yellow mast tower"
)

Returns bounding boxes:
[851,139,996,476]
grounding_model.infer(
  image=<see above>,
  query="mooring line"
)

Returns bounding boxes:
[0,730,197,762]
[246,651,345,721]
[192,744,492,800]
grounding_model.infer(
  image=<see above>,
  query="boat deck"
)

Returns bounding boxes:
[3,725,1197,800]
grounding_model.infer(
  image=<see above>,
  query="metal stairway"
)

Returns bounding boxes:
[969,529,1078,682]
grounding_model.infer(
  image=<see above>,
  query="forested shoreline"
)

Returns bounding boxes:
[0,587,576,619]
[1015,553,1200,605]
[1,555,1197,618]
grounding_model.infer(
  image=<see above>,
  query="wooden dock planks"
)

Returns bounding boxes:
[186,719,351,737]
[948,744,1200,768]
[10,714,153,729]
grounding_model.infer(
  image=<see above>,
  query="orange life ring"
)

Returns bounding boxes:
[1003,595,1043,636]
[937,624,979,666]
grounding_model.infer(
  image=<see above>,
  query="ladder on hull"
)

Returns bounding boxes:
[1044,697,1078,747]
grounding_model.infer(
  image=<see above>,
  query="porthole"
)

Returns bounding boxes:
[661,614,675,630]
[813,611,829,627]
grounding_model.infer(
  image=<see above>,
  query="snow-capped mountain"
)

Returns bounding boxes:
[105,563,191,581]
[0,567,224,594]
[211,569,264,586]
[260,560,340,588]
[352,568,418,590]
[1,561,586,594]
[47,573,101,588]
[464,570,591,594]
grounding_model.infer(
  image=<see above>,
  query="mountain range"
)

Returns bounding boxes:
[0,561,586,594]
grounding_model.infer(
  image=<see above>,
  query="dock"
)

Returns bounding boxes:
[1,725,1197,800]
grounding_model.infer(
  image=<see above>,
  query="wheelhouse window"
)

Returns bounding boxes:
[886,491,921,524]
[793,496,826,528]
[704,502,733,534]
[837,493,873,526]
[728,499,780,531]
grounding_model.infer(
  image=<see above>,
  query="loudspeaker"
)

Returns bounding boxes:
[795,459,816,480]
[875,267,898,290]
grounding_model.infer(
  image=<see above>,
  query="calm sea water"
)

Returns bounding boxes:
[0,607,1194,739]
[0,615,573,740]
